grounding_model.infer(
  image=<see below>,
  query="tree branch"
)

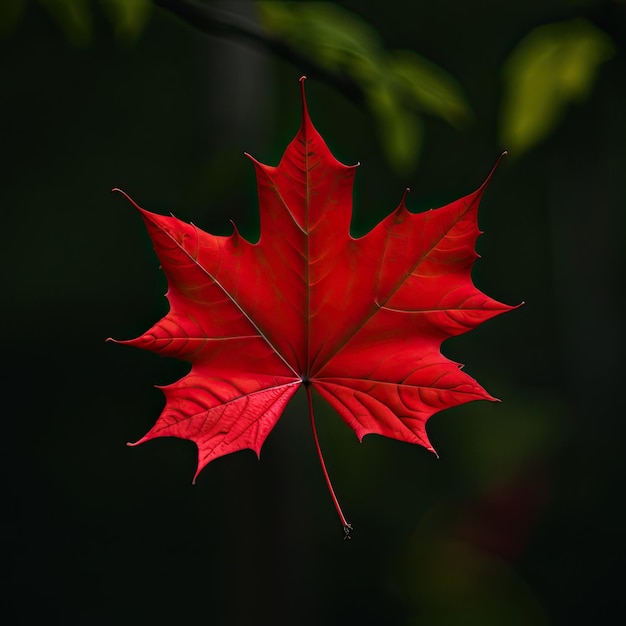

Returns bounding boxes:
[153,0,365,106]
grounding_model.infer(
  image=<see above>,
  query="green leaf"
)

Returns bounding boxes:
[388,49,472,128]
[366,81,424,174]
[257,1,385,78]
[257,1,471,173]
[499,18,614,155]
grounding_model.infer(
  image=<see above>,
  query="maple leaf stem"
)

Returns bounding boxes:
[306,384,353,540]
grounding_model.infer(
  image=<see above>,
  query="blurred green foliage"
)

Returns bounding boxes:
[257,1,472,173]
[499,18,615,156]
[2,1,618,169]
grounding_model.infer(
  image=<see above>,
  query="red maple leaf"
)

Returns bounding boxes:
[112,78,515,538]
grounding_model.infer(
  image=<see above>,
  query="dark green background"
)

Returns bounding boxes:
[2,1,624,624]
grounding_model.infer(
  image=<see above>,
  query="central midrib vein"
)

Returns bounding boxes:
[304,129,311,380]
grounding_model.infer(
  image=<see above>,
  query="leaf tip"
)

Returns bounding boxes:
[299,76,307,105]
[192,463,204,485]
[112,187,143,211]
[229,219,242,239]
[477,151,509,192]
[299,75,311,125]
[127,433,150,448]
[485,390,502,403]
[244,151,262,167]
